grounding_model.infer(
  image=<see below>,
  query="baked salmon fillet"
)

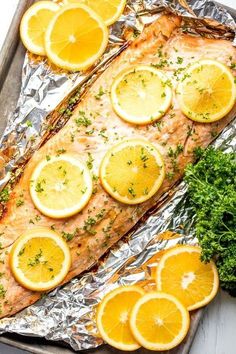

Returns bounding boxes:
[0,14,235,318]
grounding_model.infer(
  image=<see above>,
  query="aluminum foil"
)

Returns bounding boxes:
[0,0,235,191]
[0,118,235,350]
[0,0,235,351]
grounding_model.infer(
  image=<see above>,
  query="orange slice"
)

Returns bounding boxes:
[45,4,109,71]
[96,286,145,351]
[20,1,60,55]
[130,291,190,351]
[156,245,219,311]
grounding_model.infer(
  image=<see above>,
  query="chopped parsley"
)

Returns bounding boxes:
[167,144,184,175]
[95,86,105,100]
[18,247,25,256]
[35,215,41,222]
[96,208,106,220]
[56,148,66,156]
[176,56,183,64]
[168,144,184,159]
[0,285,6,298]
[83,217,97,235]
[133,28,140,38]
[86,153,94,170]
[152,121,163,131]
[98,128,108,142]
[128,187,136,198]
[151,59,168,69]
[16,199,24,207]
[62,229,78,242]
[28,249,43,267]
[26,120,33,127]
[35,182,44,193]
[75,111,92,127]
[0,188,9,204]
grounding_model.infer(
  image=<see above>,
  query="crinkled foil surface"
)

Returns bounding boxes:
[0,0,235,351]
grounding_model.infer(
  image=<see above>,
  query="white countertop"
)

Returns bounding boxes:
[0,1,235,353]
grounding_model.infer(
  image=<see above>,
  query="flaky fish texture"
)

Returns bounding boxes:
[0,14,235,318]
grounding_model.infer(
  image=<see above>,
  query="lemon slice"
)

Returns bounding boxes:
[177,59,236,123]
[45,4,109,71]
[111,65,172,125]
[96,286,145,351]
[100,139,165,204]
[63,0,127,26]
[9,228,71,291]
[130,292,190,351]
[156,245,219,311]
[30,154,93,219]
[20,1,60,56]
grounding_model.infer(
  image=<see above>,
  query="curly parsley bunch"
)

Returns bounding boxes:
[185,147,236,296]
